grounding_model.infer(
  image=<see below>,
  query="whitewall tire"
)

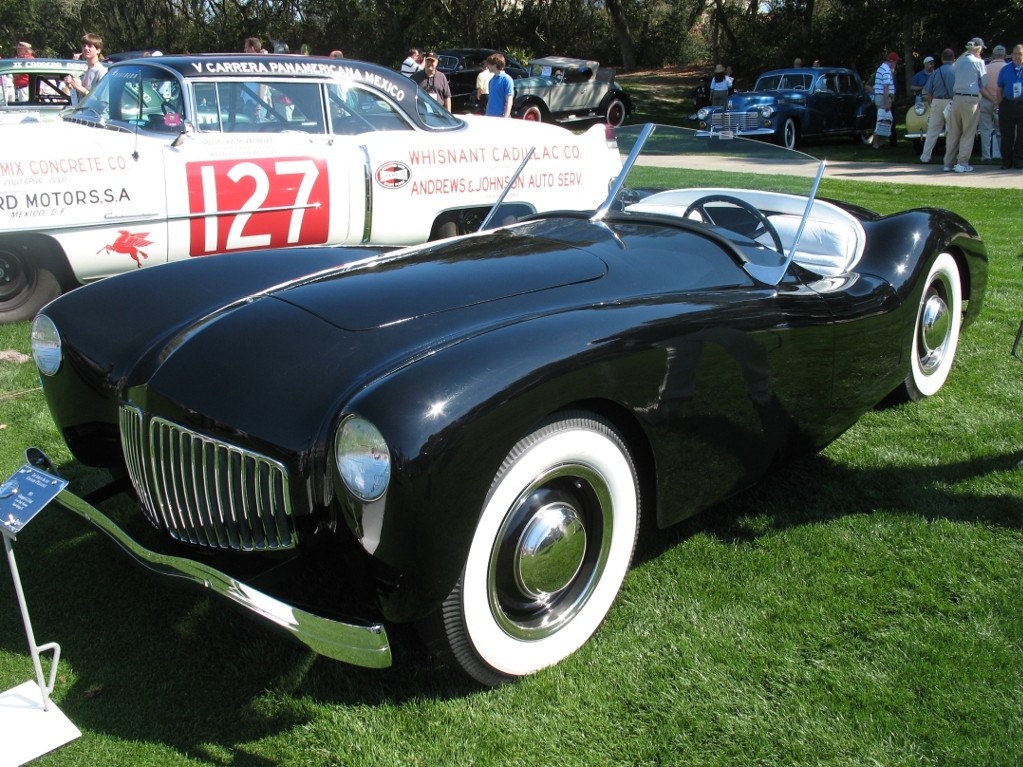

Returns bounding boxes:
[430,412,640,686]
[905,252,962,400]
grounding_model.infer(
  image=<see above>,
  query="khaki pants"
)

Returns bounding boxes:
[920,98,950,162]
[943,95,982,168]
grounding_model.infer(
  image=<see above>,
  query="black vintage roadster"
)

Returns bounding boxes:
[28,125,987,685]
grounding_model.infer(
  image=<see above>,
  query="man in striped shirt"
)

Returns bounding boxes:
[871,51,899,148]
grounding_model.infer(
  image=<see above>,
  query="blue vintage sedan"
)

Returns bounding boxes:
[694,67,877,150]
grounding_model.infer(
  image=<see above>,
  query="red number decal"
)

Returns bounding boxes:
[186,157,331,256]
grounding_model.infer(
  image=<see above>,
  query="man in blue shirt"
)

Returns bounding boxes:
[997,43,1023,169]
[484,53,514,118]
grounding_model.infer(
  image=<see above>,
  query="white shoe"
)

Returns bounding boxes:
[953,163,974,173]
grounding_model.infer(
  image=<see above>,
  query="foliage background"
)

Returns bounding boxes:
[2,0,1022,87]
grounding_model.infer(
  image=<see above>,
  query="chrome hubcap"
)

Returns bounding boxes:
[515,503,587,600]
[919,291,950,375]
[489,465,612,640]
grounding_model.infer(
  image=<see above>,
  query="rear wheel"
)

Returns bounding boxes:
[904,252,962,400]
[422,412,640,686]
[521,104,543,122]
[0,245,60,324]
[603,97,627,127]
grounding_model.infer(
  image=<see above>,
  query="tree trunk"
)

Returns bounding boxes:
[604,0,636,71]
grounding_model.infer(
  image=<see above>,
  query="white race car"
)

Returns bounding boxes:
[0,54,622,322]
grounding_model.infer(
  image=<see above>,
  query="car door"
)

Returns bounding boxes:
[808,72,840,133]
[163,77,350,261]
[45,64,170,281]
[833,72,862,133]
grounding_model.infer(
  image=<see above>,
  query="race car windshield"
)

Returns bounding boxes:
[599,123,828,285]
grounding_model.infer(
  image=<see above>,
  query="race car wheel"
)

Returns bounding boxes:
[604,97,627,127]
[521,104,543,122]
[0,246,60,324]
[427,412,640,686]
[778,117,798,150]
[904,251,962,401]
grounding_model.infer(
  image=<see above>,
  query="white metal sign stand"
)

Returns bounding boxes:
[0,463,81,767]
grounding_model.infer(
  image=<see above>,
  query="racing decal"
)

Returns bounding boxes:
[185,156,330,256]
[0,155,135,220]
[401,143,590,197]
[375,162,411,189]
[98,231,153,268]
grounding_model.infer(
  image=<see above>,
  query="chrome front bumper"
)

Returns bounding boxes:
[52,484,392,669]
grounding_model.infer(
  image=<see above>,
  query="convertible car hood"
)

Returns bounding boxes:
[270,228,608,331]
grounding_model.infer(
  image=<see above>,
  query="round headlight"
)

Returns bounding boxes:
[334,416,391,502]
[915,102,926,115]
[696,107,711,120]
[30,314,62,376]
[760,105,775,118]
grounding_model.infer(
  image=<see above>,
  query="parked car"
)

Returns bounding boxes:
[0,57,86,123]
[511,55,631,127]
[0,53,621,323]
[694,66,876,149]
[434,48,527,113]
[904,100,986,156]
[27,124,986,686]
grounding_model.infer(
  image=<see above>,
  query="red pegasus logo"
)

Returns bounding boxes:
[98,231,153,268]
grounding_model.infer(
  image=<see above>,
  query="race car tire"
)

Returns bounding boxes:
[904,251,963,401]
[423,411,640,686]
[0,245,61,324]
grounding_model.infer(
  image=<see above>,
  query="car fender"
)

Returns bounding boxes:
[340,283,831,623]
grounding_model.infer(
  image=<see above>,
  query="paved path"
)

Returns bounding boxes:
[823,160,1023,187]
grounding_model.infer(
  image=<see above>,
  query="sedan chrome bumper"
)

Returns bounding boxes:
[52,484,393,669]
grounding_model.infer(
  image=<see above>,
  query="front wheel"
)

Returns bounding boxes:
[423,412,640,686]
[904,252,962,400]
[0,246,60,324]
[603,97,627,127]
[521,104,543,122]
[777,117,798,150]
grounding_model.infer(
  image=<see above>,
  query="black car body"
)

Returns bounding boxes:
[29,125,986,686]
[695,67,876,149]
[434,48,527,113]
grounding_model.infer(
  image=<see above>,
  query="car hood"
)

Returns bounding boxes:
[115,226,609,453]
[0,118,119,150]
[271,227,606,331]
[725,92,794,109]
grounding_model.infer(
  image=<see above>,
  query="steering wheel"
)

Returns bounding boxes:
[682,194,785,256]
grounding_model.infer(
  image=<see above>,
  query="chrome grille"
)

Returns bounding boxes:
[120,406,296,551]
[709,111,762,132]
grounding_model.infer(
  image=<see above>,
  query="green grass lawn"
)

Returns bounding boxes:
[0,178,1021,765]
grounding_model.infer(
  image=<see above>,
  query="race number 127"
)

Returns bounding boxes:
[186,157,331,256]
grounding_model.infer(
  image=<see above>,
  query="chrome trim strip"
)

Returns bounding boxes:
[51,486,392,668]
[360,144,373,243]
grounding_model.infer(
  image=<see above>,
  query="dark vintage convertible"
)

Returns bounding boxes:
[28,124,987,686]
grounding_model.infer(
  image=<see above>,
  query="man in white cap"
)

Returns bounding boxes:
[980,44,1008,161]
[943,37,988,172]
[912,55,936,105]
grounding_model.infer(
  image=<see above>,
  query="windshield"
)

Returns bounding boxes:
[755,73,813,91]
[69,64,183,130]
[599,124,828,284]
